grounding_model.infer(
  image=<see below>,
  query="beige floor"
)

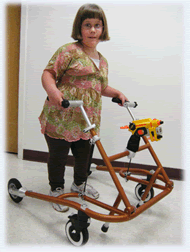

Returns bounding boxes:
[3,153,189,251]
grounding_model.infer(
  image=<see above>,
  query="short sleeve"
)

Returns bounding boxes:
[44,45,72,81]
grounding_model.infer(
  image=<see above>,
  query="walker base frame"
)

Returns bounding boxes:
[8,99,174,245]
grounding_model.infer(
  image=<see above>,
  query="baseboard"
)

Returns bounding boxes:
[23,149,184,181]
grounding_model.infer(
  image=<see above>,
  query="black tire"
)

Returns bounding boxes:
[101,224,109,233]
[135,183,154,202]
[8,178,23,203]
[65,220,89,246]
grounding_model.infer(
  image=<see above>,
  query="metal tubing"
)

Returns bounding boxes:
[109,194,122,215]
[25,191,129,222]
[69,100,83,107]
[143,136,170,183]
[97,166,152,175]
[79,105,92,127]
[138,143,150,152]
[9,187,27,198]
[129,188,172,220]
[141,167,162,201]
[102,194,122,229]
[119,172,166,190]
[26,191,124,216]
[90,129,134,213]
[142,136,162,166]
[81,195,125,216]
[97,166,165,181]
[109,150,130,162]
[96,166,167,190]
[24,186,172,223]
[108,143,150,163]
[126,106,136,121]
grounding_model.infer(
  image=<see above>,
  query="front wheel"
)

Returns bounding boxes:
[65,220,89,246]
[135,183,154,202]
[8,178,23,203]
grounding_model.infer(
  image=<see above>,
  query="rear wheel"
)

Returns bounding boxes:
[135,183,154,202]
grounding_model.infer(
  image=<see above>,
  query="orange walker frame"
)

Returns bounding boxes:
[8,99,174,245]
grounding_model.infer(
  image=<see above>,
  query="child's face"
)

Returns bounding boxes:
[81,18,103,49]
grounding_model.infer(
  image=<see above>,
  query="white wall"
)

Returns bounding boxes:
[19,2,183,169]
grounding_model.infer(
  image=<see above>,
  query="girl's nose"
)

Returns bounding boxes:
[90,26,96,32]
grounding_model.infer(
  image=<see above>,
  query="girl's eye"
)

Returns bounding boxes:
[82,23,102,30]
[85,23,91,28]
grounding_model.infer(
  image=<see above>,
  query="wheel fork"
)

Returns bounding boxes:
[68,210,91,233]
[8,185,27,198]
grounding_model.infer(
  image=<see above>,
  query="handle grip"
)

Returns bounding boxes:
[112,97,138,108]
[47,97,83,108]
[112,97,123,104]
[61,99,70,108]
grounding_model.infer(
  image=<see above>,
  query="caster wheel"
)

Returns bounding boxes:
[8,178,23,203]
[101,224,109,233]
[136,203,140,208]
[65,220,89,246]
[135,183,154,202]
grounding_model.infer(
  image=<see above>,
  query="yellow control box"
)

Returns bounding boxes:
[120,118,163,142]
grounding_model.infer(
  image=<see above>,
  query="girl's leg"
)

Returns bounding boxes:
[71,139,91,186]
[44,134,71,191]
[70,139,99,199]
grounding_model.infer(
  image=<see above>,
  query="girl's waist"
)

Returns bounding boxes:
[57,79,101,93]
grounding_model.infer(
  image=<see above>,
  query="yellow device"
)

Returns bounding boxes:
[121,118,163,142]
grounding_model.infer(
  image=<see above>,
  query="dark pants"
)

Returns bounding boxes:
[45,134,91,191]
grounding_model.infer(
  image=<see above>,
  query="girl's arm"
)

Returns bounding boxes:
[41,70,64,106]
[101,85,128,105]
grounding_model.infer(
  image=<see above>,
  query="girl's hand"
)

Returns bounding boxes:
[101,86,128,106]
[117,92,129,106]
[47,88,64,107]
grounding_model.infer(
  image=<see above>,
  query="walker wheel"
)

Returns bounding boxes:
[101,224,109,233]
[135,183,154,202]
[8,178,23,203]
[65,220,89,246]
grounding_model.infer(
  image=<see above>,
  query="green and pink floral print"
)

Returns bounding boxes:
[39,42,108,141]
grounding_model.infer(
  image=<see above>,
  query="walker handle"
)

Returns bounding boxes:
[112,97,138,108]
[62,100,83,108]
[61,99,70,108]
[47,96,83,108]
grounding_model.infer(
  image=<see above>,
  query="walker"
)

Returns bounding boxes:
[7,98,174,246]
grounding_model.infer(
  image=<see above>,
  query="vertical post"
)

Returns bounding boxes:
[79,105,92,127]
[79,103,133,212]
[90,129,133,213]
[142,136,170,183]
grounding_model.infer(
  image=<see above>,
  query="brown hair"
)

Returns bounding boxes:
[71,4,110,41]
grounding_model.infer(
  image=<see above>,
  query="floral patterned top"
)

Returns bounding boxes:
[39,42,108,141]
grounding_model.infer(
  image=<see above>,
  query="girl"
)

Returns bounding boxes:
[39,3,128,212]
